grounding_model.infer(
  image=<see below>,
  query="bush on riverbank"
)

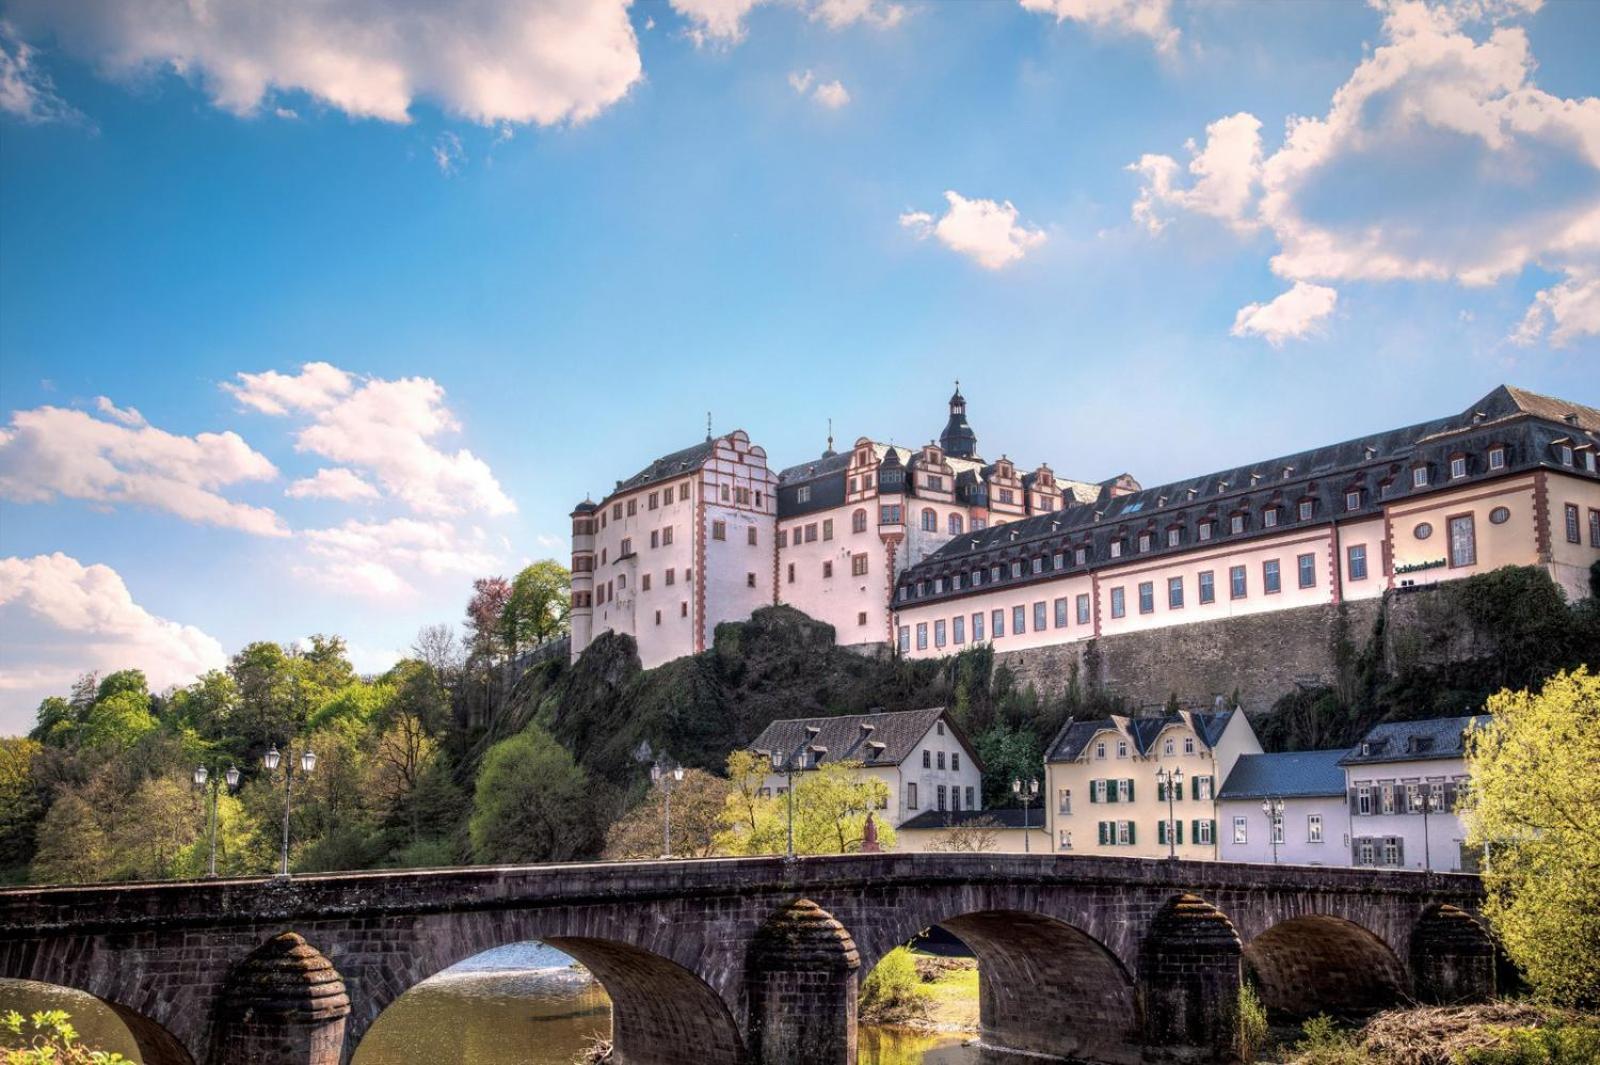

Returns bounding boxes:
[858,947,930,1025]
[1281,1004,1600,1065]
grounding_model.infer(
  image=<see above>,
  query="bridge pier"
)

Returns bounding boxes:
[1410,904,1497,1005]
[1139,895,1243,1063]
[213,932,350,1065]
[745,899,860,1065]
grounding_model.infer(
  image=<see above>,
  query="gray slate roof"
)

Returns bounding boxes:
[611,438,716,498]
[899,807,1044,831]
[746,707,979,770]
[1218,751,1349,800]
[1046,710,1234,763]
[1339,715,1491,767]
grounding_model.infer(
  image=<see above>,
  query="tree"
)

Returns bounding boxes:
[0,739,45,877]
[603,769,728,859]
[465,577,512,657]
[368,712,438,841]
[229,641,299,751]
[1462,667,1600,1006]
[76,691,156,752]
[716,757,895,856]
[109,777,201,881]
[28,697,75,746]
[95,670,148,703]
[469,726,600,863]
[30,792,110,885]
[412,623,462,681]
[975,722,1043,808]
[925,815,1001,853]
[501,561,572,652]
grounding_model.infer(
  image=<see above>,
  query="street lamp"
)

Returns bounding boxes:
[650,758,686,858]
[1420,784,1437,872]
[1154,766,1185,860]
[263,744,316,878]
[1260,797,1285,864]
[1012,778,1038,853]
[770,749,796,859]
[192,763,241,878]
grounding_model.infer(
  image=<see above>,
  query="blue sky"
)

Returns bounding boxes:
[1,0,1596,734]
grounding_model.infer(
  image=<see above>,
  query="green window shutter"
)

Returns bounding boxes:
[1156,781,1165,802]
[1098,821,1108,845]
[1157,820,1166,845]
[1190,776,1198,801]
[1210,819,1217,841]
[1128,821,1137,845]
[1176,820,1184,845]
[1191,818,1200,841]
[1127,780,1135,802]
[1106,784,1116,804]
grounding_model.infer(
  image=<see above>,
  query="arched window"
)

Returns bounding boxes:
[852,508,868,534]
[921,508,938,532]
[948,513,964,535]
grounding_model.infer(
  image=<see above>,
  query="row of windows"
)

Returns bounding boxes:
[604,481,692,525]
[1076,775,1215,805]
[1353,777,1465,815]
[1354,836,1406,867]
[1562,504,1600,547]
[904,782,977,812]
[919,749,962,771]
[1231,813,1322,845]
[709,520,761,546]
[592,569,694,606]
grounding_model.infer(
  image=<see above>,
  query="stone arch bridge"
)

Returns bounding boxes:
[0,854,1496,1065]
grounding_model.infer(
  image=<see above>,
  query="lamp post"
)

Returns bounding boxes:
[262,744,316,878]
[192,763,241,878]
[1012,778,1038,854]
[1420,784,1435,872]
[1154,766,1185,860]
[1260,796,1285,864]
[770,750,796,858]
[650,758,685,858]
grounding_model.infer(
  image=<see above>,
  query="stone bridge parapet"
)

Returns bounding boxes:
[0,854,1495,1065]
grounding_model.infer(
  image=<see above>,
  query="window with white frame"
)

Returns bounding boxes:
[1093,779,1107,801]
[1095,741,1106,759]
[1346,490,1361,511]
[1117,821,1132,845]
[1163,738,1175,756]
[916,623,928,650]
[1489,446,1505,470]
[1058,788,1072,813]
[1357,783,1372,815]
[1199,521,1213,541]
[1263,508,1279,528]
[1117,778,1131,801]
[1358,838,1375,865]
[1196,819,1213,845]
[1413,466,1429,487]
[1117,742,1129,760]
[1184,736,1195,755]
[1059,830,1072,850]
[1233,816,1248,844]
[1450,514,1477,567]
[1308,813,1323,843]
[1298,500,1314,521]
[1231,514,1246,534]
[1383,837,1400,866]
[1271,814,1284,844]
[1450,456,1467,479]
[1139,532,1152,552]
[1167,528,1181,547]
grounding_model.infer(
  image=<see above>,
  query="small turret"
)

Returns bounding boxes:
[940,382,978,458]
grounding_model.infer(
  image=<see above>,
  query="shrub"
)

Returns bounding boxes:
[1288,1015,1369,1065]
[1235,982,1269,1063]
[858,947,930,1024]
[2,1009,132,1064]
[1462,1020,1600,1065]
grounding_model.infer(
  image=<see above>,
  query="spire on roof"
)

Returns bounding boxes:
[822,417,836,458]
[706,411,712,442]
[940,384,978,458]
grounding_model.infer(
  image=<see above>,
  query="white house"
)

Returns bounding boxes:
[1340,715,1489,872]
[746,707,983,829]
[1217,750,1351,866]
[895,807,1051,854]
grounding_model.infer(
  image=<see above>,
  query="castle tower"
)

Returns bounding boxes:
[939,383,979,459]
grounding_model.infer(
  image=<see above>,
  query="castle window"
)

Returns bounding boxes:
[1298,552,1316,588]
[1110,587,1126,618]
[1298,500,1314,521]
[1199,570,1215,603]
[999,488,1014,504]
[921,508,937,532]
[1450,515,1477,567]
[927,475,944,491]
[953,615,965,642]
[1564,503,1580,544]
[860,611,870,627]
[747,527,758,546]
[747,572,756,587]
[663,526,674,546]
[679,483,691,502]
[972,612,984,641]
[628,499,637,516]
[1347,544,1367,581]
[1263,508,1278,528]
[1076,547,1088,565]
[1138,582,1154,614]
[1346,490,1361,512]
[992,608,1005,636]
[1055,597,1069,627]
[990,565,1001,582]
[899,627,911,653]
[949,513,964,534]
[1076,594,1090,624]
[1138,532,1152,552]
[648,492,659,510]
[822,519,834,540]
[642,574,651,591]
[1167,528,1181,547]
[852,554,869,576]
[655,610,661,625]
[1013,605,1026,633]
[853,509,868,533]
[1413,465,1429,487]
[1110,540,1123,558]
[934,620,946,647]
[1263,559,1281,594]
[823,561,834,578]
[1168,576,1183,609]
[777,530,788,548]
[712,521,726,541]
[720,485,730,503]
[1033,601,1047,630]
[916,623,928,650]
[805,523,818,543]
[880,504,901,524]
[620,537,633,556]
[1558,443,1574,466]
[796,485,811,503]
[1011,561,1023,578]
[612,503,623,520]
[1489,446,1505,470]
[1031,557,1043,575]
[1231,514,1246,534]
[972,517,986,530]
[1053,552,1064,569]
[1230,565,1247,599]
[666,568,676,585]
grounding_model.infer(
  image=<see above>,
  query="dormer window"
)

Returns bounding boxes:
[1231,514,1246,534]
[1110,540,1123,559]
[1075,547,1088,565]
[1298,500,1314,521]
[1117,740,1128,758]
[1053,552,1065,569]
[797,485,811,503]
[1095,741,1106,759]
[1557,443,1574,466]
[1138,533,1152,552]
[990,565,1001,582]
[1412,466,1429,488]
[1199,521,1213,542]
[1346,490,1361,512]
[1031,557,1043,575]
[1262,508,1278,529]
[1450,456,1467,480]
[1167,528,1181,547]
[1364,446,1377,461]
[1011,561,1023,578]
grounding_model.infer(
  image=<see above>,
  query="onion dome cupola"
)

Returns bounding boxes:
[940,382,979,459]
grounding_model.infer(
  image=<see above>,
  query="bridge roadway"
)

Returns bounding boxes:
[0,852,1497,1065]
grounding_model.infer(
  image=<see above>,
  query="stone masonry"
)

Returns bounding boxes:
[0,854,1494,1065]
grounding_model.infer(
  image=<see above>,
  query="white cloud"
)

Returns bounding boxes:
[1130,0,1600,347]
[0,553,228,724]
[225,362,516,517]
[789,69,850,109]
[1020,0,1178,54]
[285,467,380,502]
[1129,112,1263,234]
[224,360,353,416]
[4,0,642,126]
[93,396,146,427]
[433,131,465,175]
[299,518,500,599]
[900,190,1048,270]
[672,0,902,45]
[0,402,286,536]
[1230,282,1340,346]
[0,21,87,125]
[1511,272,1600,347]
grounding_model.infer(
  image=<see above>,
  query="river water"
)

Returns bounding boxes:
[0,942,977,1064]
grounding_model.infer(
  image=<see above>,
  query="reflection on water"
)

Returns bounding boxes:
[1,942,980,1065]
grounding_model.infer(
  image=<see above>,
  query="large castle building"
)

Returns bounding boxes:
[571,385,1600,671]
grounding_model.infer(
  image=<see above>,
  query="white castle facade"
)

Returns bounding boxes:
[571,386,1600,670]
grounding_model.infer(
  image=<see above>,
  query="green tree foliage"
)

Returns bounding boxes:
[3,1009,133,1064]
[858,947,929,1024]
[1462,668,1600,1007]
[715,752,895,856]
[29,793,110,885]
[0,739,45,880]
[76,691,156,753]
[469,726,600,863]
[501,561,571,652]
[603,768,728,859]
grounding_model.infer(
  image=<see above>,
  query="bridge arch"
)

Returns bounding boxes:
[343,918,745,1065]
[0,977,195,1065]
[1244,914,1408,1016]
